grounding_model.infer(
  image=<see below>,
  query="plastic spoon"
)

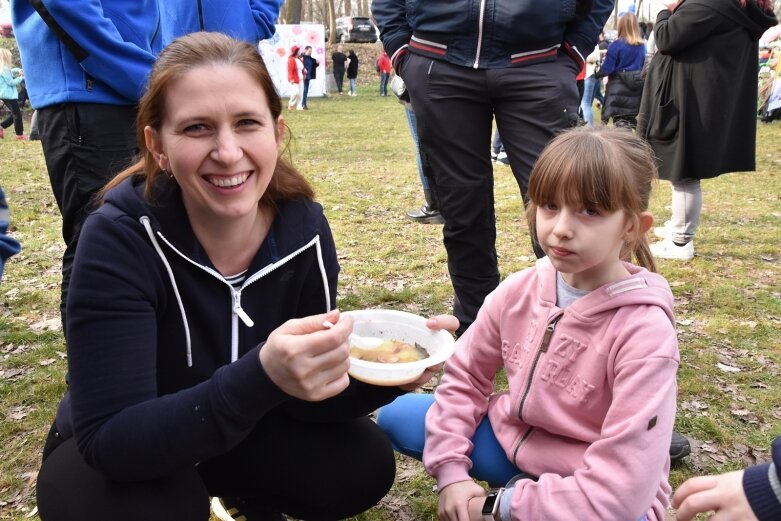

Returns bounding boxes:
[322,320,384,348]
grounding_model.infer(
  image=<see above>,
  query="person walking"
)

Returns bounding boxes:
[377,50,391,96]
[331,44,348,95]
[346,49,359,96]
[0,49,26,140]
[0,187,21,281]
[373,0,614,336]
[638,0,777,260]
[301,45,318,109]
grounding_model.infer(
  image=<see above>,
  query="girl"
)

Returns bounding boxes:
[286,45,304,110]
[378,127,680,521]
[35,32,450,521]
[0,49,26,140]
[346,49,359,96]
[597,12,646,129]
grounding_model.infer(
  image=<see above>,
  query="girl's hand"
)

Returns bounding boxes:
[438,480,487,521]
[260,310,351,402]
[673,470,758,521]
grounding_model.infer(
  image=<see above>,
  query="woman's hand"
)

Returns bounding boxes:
[397,314,459,392]
[438,480,487,521]
[662,0,681,11]
[260,310,351,402]
[673,470,758,521]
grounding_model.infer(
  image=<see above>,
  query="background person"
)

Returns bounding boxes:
[0,187,21,281]
[0,49,26,140]
[639,0,777,260]
[331,44,348,95]
[378,128,679,521]
[377,49,392,96]
[596,12,646,129]
[373,0,614,336]
[286,45,305,110]
[346,49,359,96]
[301,45,318,110]
[34,32,453,521]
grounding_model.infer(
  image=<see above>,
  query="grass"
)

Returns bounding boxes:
[1,83,780,520]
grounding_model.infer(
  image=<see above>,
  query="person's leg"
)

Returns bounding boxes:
[670,179,702,245]
[296,80,305,109]
[200,411,395,521]
[492,54,578,259]
[302,79,310,108]
[377,394,520,488]
[29,109,40,140]
[2,99,24,135]
[37,103,137,329]
[349,77,357,95]
[36,427,209,521]
[404,105,444,224]
[580,75,596,127]
[404,54,497,334]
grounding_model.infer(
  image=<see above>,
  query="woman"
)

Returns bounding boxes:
[286,45,304,110]
[597,13,646,129]
[346,49,359,96]
[0,49,26,140]
[35,32,452,521]
[639,0,777,260]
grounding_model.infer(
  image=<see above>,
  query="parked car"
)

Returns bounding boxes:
[335,16,377,43]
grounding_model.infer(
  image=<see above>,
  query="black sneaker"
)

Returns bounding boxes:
[406,204,445,224]
[212,497,285,521]
[670,431,691,463]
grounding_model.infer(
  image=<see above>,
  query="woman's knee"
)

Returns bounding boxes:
[376,393,434,459]
[37,438,209,521]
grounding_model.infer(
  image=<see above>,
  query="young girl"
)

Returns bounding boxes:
[378,127,679,521]
[0,49,26,140]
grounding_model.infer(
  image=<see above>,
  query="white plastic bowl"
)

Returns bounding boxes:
[344,309,456,386]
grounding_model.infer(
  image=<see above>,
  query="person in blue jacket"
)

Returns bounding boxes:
[34,32,453,521]
[10,0,282,332]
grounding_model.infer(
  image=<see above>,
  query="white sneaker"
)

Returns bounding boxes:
[496,151,510,165]
[654,220,671,239]
[650,238,694,260]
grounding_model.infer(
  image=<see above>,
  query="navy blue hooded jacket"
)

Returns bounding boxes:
[58,177,403,481]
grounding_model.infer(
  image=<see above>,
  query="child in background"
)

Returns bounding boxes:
[0,187,21,281]
[0,49,26,140]
[378,127,679,521]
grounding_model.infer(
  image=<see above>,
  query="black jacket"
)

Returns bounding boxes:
[58,177,403,481]
[372,0,615,70]
[638,0,777,181]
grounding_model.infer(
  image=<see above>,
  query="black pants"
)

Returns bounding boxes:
[1,98,24,135]
[402,52,579,334]
[37,103,137,330]
[36,412,396,521]
[333,68,345,93]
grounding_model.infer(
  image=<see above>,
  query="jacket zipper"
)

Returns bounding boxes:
[511,314,563,461]
[473,0,487,68]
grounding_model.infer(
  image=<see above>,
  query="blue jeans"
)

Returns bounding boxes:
[379,72,389,95]
[376,393,520,487]
[580,75,598,127]
[349,77,357,94]
[302,79,310,108]
[404,107,428,190]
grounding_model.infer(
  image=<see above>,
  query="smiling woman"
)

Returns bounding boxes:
[32,32,449,521]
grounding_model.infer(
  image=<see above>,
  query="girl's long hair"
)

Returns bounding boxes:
[617,13,644,46]
[0,49,13,69]
[101,31,313,206]
[526,127,657,272]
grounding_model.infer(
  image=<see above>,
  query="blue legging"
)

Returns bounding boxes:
[376,393,520,487]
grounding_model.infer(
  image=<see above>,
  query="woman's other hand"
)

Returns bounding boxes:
[260,310,351,402]
[396,314,459,391]
[673,470,758,521]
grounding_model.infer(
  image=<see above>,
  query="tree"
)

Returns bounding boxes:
[284,0,303,24]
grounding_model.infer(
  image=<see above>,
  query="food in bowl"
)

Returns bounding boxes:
[344,309,455,386]
[349,339,428,364]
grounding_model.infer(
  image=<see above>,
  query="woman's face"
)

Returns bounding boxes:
[145,64,283,227]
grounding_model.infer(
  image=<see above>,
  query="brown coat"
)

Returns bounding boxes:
[637,0,777,182]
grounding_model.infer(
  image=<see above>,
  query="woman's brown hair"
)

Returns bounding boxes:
[617,13,644,46]
[525,127,657,272]
[101,31,313,206]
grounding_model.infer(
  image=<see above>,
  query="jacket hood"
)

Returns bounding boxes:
[535,256,676,325]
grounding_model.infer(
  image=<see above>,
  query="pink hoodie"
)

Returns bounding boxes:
[425,258,679,521]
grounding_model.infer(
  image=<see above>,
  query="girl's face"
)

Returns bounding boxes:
[145,64,283,229]
[535,199,633,290]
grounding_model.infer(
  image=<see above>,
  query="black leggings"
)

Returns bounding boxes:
[36,412,396,521]
[1,99,24,135]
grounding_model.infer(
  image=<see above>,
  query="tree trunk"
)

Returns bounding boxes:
[285,0,303,24]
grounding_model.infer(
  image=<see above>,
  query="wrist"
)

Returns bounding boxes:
[481,488,505,521]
